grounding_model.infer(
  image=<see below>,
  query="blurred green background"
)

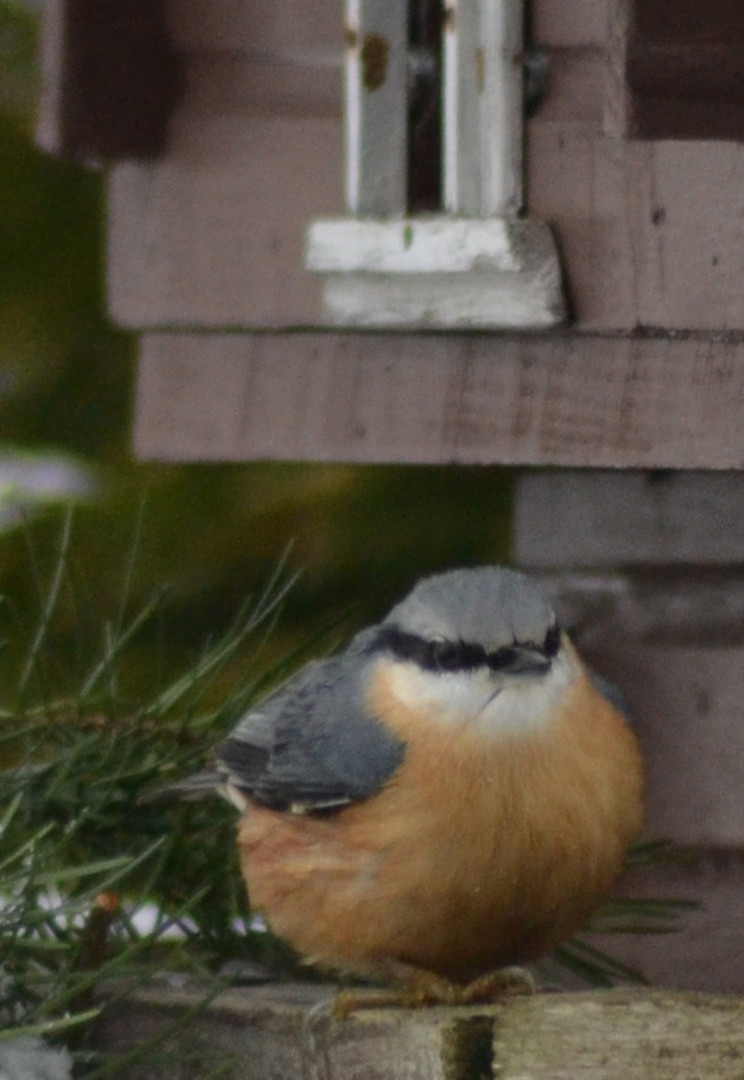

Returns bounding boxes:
[0,0,515,700]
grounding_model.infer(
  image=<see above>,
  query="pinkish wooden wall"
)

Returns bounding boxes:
[101,0,744,334]
[107,0,342,329]
[515,472,744,994]
[65,0,739,470]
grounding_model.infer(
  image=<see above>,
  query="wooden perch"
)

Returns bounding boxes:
[93,982,744,1080]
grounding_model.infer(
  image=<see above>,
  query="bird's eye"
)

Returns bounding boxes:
[430,640,462,671]
[487,646,519,671]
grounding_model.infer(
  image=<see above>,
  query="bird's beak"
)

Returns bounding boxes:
[502,647,553,676]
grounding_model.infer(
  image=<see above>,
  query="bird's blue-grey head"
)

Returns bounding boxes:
[377,567,561,676]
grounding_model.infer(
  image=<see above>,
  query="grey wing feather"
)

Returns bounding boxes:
[216,630,406,812]
[589,668,635,727]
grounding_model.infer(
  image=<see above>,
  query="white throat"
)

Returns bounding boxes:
[384,646,578,737]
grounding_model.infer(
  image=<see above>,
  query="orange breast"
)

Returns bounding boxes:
[237,657,643,982]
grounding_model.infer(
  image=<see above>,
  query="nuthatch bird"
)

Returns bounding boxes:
[197,567,644,1004]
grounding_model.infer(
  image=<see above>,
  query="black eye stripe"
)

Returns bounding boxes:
[374,625,560,674]
[487,646,519,671]
[433,639,486,671]
[373,628,485,671]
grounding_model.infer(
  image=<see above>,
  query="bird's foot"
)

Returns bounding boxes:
[333,984,437,1019]
[332,964,536,1018]
[453,965,537,1004]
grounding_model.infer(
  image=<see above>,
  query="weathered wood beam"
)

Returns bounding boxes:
[134,331,744,468]
[93,983,744,1080]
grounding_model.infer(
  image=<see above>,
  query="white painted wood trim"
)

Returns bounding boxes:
[318,264,564,328]
[307,216,565,327]
[307,0,564,328]
[306,218,524,273]
[344,0,407,214]
[443,0,524,215]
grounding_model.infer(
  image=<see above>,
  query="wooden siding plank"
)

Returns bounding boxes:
[527,126,637,329]
[163,0,341,118]
[588,645,744,848]
[530,0,608,47]
[110,113,744,332]
[134,332,744,468]
[540,573,744,650]
[515,472,744,566]
[530,48,605,128]
[179,53,339,119]
[626,0,744,141]
[165,0,341,56]
[526,128,744,331]
[627,142,744,330]
[108,112,342,328]
[592,856,744,993]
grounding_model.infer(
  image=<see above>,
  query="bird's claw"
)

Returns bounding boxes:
[332,965,536,1017]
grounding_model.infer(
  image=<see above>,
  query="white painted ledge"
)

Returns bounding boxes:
[305,217,566,329]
